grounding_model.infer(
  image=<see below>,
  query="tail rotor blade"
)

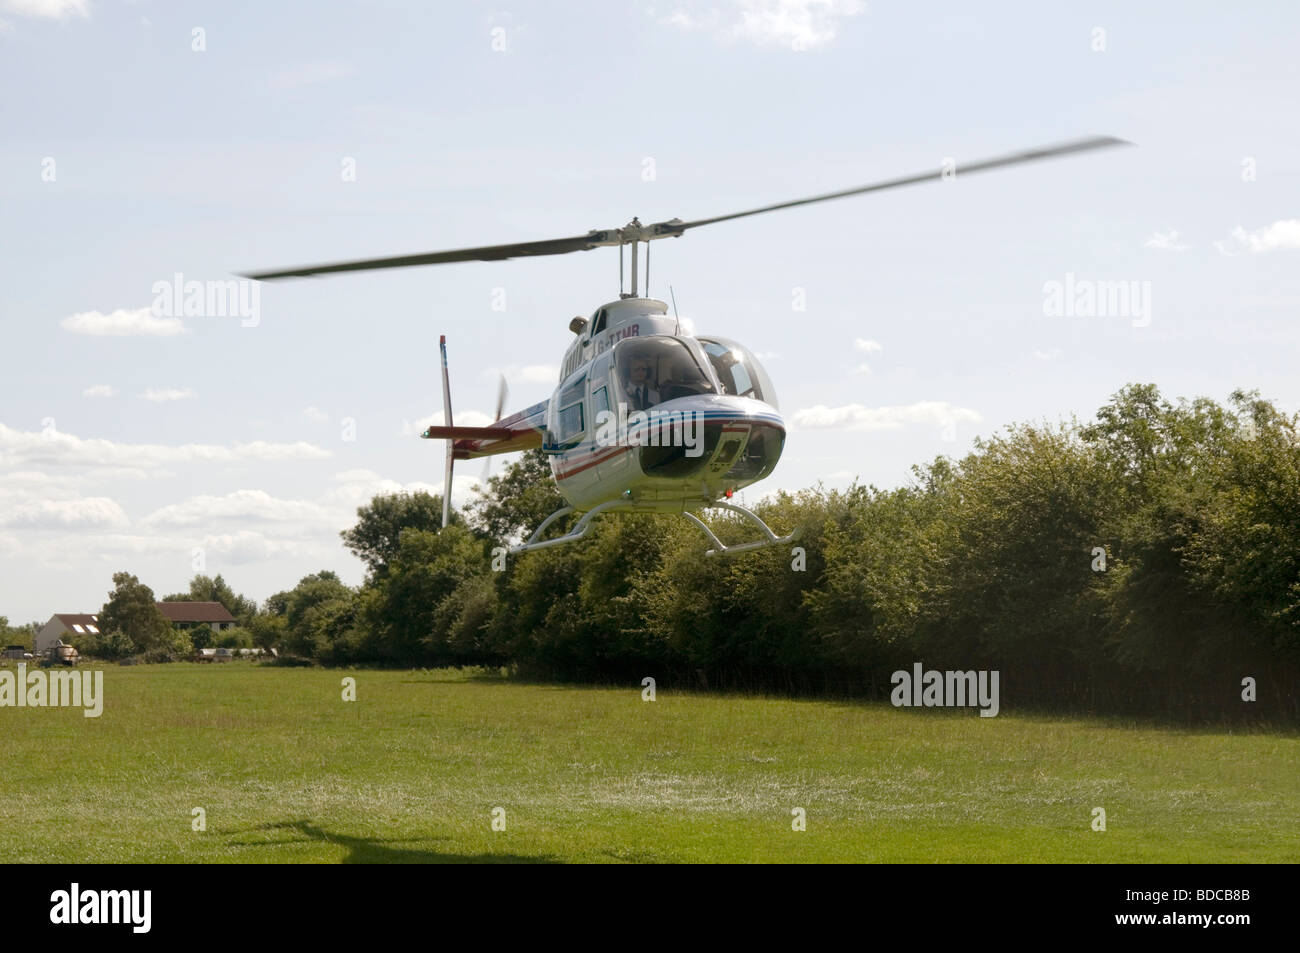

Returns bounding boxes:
[494,374,509,423]
[481,373,509,485]
[440,335,453,529]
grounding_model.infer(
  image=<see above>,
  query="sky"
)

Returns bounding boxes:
[1,0,1297,623]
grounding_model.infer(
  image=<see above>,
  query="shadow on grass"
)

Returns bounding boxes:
[228,819,559,864]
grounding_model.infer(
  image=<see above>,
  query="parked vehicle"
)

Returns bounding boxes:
[45,641,80,666]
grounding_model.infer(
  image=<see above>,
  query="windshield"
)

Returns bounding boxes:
[614,336,715,411]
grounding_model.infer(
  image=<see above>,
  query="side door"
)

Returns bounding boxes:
[588,353,630,480]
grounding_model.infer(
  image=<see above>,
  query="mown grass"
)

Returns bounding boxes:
[2,664,1296,863]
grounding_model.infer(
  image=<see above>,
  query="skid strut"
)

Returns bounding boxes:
[509,498,797,556]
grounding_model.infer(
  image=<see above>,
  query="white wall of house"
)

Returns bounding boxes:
[35,618,71,654]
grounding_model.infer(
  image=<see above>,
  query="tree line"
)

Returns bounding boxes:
[73,384,1300,721]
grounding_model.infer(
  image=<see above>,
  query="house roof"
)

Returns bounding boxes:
[157,601,236,624]
[51,613,100,635]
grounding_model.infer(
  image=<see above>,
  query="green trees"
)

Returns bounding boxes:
[0,617,40,650]
[99,572,179,656]
[96,384,1288,718]
[1180,391,1300,656]
[340,491,453,576]
[469,449,566,545]
[279,571,358,661]
[359,525,494,663]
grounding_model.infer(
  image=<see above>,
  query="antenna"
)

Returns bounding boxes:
[670,286,680,335]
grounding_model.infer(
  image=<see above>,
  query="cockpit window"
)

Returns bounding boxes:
[614,336,715,411]
[700,338,777,409]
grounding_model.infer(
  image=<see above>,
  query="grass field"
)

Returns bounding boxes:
[2,663,1297,863]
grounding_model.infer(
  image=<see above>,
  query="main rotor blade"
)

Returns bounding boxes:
[661,135,1130,236]
[242,136,1128,280]
[242,233,607,280]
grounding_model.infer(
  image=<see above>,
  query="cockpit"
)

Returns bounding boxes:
[699,337,778,409]
[614,336,716,410]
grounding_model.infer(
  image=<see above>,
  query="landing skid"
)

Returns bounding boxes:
[509,499,797,556]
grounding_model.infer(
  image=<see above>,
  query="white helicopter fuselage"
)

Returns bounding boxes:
[540,297,786,513]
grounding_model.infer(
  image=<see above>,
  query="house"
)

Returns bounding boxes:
[37,602,236,653]
[35,614,101,654]
[157,602,237,631]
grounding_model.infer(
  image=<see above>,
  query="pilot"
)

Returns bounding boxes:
[625,355,660,411]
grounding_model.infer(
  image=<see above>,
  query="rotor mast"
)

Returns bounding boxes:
[616,216,671,298]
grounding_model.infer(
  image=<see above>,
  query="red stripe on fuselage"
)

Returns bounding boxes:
[554,444,631,480]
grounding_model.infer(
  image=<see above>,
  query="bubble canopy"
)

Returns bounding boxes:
[698,337,778,410]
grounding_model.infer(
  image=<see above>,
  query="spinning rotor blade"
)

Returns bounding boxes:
[243,234,606,280]
[493,375,509,423]
[663,135,1129,235]
[242,136,1128,281]
[480,375,509,485]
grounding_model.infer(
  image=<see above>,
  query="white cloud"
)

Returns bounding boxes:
[1034,348,1063,361]
[851,339,881,373]
[82,384,117,398]
[143,489,331,527]
[141,476,479,539]
[519,364,558,383]
[659,0,865,49]
[332,468,384,483]
[489,364,558,384]
[197,531,326,564]
[2,496,128,529]
[320,478,444,509]
[1144,230,1191,252]
[791,400,982,432]
[0,470,87,492]
[0,422,331,472]
[1215,219,1300,256]
[303,405,330,423]
[320,472,478,511]
[401,409,495,437]
[59,530,318,564]
[61,307,185,337]
[139,388,195,402]
[0,0,90,19]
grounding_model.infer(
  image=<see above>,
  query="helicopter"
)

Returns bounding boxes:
[245,136,1127,556]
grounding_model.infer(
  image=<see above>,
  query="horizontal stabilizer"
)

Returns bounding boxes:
[422,424,544,460]
[422,425,514,441]
[421,397,549,460]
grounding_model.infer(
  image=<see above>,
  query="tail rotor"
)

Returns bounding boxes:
[480,374,509,486]
[439,335,454,528]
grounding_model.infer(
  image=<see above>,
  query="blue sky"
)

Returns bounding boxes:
[1,0,1297,623]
